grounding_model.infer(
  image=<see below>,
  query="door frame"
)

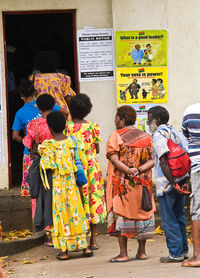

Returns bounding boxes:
[2,9,79,187]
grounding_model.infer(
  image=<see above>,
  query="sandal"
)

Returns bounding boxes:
[44,242,54,247]
[182,260,200,267]
[83,249,94,257]
[135,254,148,260]
[56,252,69,261]
[89,243,99,250]
[109,256,129,263]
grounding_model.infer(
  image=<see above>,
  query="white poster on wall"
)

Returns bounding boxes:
[77,28,115,81]
[0,61,4,162]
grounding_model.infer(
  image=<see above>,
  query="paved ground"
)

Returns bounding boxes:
[2,234,200,278]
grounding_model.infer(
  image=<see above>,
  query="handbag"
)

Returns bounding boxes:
[30,119,39,160]
[141,185,152,212]
[71,136,87,187]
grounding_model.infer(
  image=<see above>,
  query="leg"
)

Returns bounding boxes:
[174,194,188,254]
[109,235,129,262]
[56,250,69,260]
[0,263,6,278]
[136,240,147,259]
[182,171,200,266]
[158,191,184,258]
[90,223,98,249]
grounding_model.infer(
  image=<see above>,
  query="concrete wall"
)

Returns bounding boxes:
[0,0,200,188]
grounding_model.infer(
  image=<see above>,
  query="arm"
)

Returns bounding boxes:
[59,107,69,119]
[160,154,185,193]
[138,159,155,174]
[95,143,100,154]
[64,95,72,105]
[12,130,23,143]
[110,153,138,175]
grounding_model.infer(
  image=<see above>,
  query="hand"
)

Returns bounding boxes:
[128,168,139,176]
[182,183,190,192]
[171,183,184,194]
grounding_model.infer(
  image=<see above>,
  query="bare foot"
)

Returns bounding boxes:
[109,255,129,263]
[136,253,148,260]
[182,257,200,267]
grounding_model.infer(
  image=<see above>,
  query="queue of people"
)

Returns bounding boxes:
[10,57,200,267]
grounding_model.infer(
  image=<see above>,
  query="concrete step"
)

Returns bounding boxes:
[0,188,32,232]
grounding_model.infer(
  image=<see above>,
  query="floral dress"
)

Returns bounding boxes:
[65,121,107,224]
[30,73,76,120]
[38,138,89,252]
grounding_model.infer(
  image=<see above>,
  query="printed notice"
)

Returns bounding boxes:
[77,28,115,81]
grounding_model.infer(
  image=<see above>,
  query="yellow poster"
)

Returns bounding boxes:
[117,67,168,104]
[116,30,167,67]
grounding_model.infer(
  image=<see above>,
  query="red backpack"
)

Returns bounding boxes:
[167,138,191,178]
[159,130,191,178]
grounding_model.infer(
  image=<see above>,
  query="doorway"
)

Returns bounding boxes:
[3,10,78,187]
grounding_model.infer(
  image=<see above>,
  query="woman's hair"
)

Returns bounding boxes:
[116,105,136,126]
[18,79,35,98]
[36,94,55,112]
[47,111,66,133]
[33,50,60,73]
[69,94,92,119]
[148,106,169,124]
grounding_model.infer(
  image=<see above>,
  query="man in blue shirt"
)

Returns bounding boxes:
[148,106,190,263]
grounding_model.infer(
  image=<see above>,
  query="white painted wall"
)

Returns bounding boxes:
[0,0,200,189]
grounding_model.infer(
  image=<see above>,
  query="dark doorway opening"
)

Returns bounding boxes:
[3,10,78,187]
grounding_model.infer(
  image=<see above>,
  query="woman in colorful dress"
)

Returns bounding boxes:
[12,80,60,196]
[106,105,155,263]
[65,94,107,249]
[30,50,76,120]
[23,94,64,221]
[38,111,93,260]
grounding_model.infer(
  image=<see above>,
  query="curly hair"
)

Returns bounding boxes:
[148,105,169,124]
[116,105,136,126]
[18,79,35,98]
[69,94,92,119]
[36,94,55,112]
[47,111,66,133]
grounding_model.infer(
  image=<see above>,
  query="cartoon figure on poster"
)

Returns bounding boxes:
[131,104,157,134]
[117,67,167,104]
[116,30,167,67]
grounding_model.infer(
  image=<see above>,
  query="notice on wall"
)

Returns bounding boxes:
[116,30,167,68]
[132,104,157,134]
[117,67,167,104]
[0,61,4,162]
[77,28,115,81]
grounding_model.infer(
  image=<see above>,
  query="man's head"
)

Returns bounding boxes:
[147,106,169,133]
[133,79,137,84]
[135,44,141,50]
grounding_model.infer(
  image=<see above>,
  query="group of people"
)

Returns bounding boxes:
[1,50,197,274]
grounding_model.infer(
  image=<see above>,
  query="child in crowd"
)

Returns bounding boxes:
[65,94,107,250]
[23,94,61,223]
[38,111,92,260]
[12,80,60,196]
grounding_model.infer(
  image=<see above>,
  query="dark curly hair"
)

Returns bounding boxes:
[116,105,136,126]
[148,105,169,124]
[33,50,60,73]
[36,94,55,112]
[69,94,92,120]
[18,79,35,98]
[47,111,66,133]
